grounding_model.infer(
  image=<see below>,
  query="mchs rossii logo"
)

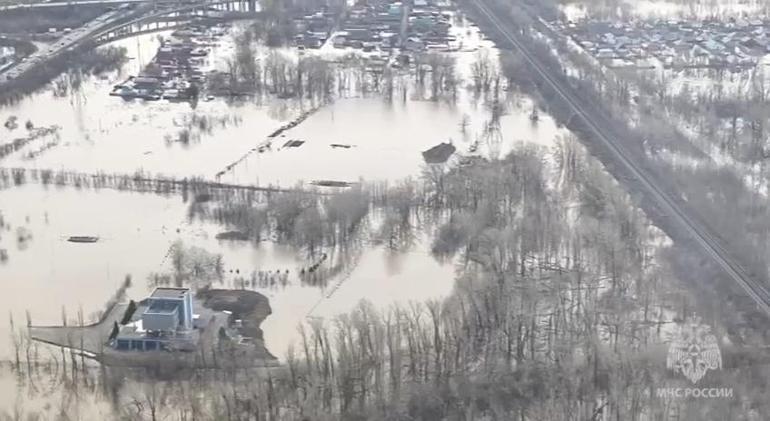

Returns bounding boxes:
[666,316,722,384]
[656,317,732,399]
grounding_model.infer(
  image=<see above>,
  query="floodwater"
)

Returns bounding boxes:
[0,183,457,416]
[0,14,565,418]
[222,16,561,186]
[223,94,558,186]
[0,33,295,180]
[0,184,455,359]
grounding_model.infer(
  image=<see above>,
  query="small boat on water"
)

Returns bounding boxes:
[67,236,99,243]
[311,180,353,187]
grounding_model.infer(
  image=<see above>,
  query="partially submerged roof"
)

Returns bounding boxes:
[150,287,190,299]
[422,142,456,164]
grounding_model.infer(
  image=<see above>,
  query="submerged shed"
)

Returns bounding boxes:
[422,142,456,164]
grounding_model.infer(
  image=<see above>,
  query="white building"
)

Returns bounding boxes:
[113,287,196,352]
[143,287,194,331]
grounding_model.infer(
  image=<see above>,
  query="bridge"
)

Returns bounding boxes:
[91,0,260,44]
[0,0,185,12]
[0,0,259,85]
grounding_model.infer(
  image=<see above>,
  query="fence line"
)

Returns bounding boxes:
[0,167,328,199]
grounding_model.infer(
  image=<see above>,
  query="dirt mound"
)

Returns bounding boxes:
[196,289,271,339]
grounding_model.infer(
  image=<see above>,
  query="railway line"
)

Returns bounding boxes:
[469,0,770,316]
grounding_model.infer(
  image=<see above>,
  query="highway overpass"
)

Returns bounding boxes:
[0,0,181,12]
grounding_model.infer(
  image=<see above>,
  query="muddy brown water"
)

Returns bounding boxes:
[0,19,565,417]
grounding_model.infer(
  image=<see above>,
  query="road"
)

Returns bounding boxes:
[469,0,770,316]
[0,0,171,11]
[0,8,130,83]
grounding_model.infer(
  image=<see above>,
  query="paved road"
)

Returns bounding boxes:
[0,8,131,83]
[469,0,770,316]
[0,0,171,11]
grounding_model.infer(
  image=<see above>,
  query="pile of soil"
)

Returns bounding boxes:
[196,289,271,339]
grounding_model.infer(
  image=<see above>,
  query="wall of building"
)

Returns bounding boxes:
[115,338,165,351]
[142,308,179,332]
[182,292,193,330]
[147,297,192,329]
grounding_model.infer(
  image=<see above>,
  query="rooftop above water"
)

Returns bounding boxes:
[150,287,190,300]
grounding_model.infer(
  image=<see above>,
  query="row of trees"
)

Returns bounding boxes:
[212,26,516,103]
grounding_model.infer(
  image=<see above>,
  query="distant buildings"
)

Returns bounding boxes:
[292,9,335,48]
[113,287,197,352]
[558,18,770,70]
[110,27,214,101]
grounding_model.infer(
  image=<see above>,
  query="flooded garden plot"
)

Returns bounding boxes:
[220,15,563,186]
[222,94,559,186]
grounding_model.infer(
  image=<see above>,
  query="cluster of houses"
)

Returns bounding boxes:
[291,0,455,55]
[331,0,405,51]
[111,26,226,101]
[292,8,336,49]
[404,0,455,52]
[559,18,770,69]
